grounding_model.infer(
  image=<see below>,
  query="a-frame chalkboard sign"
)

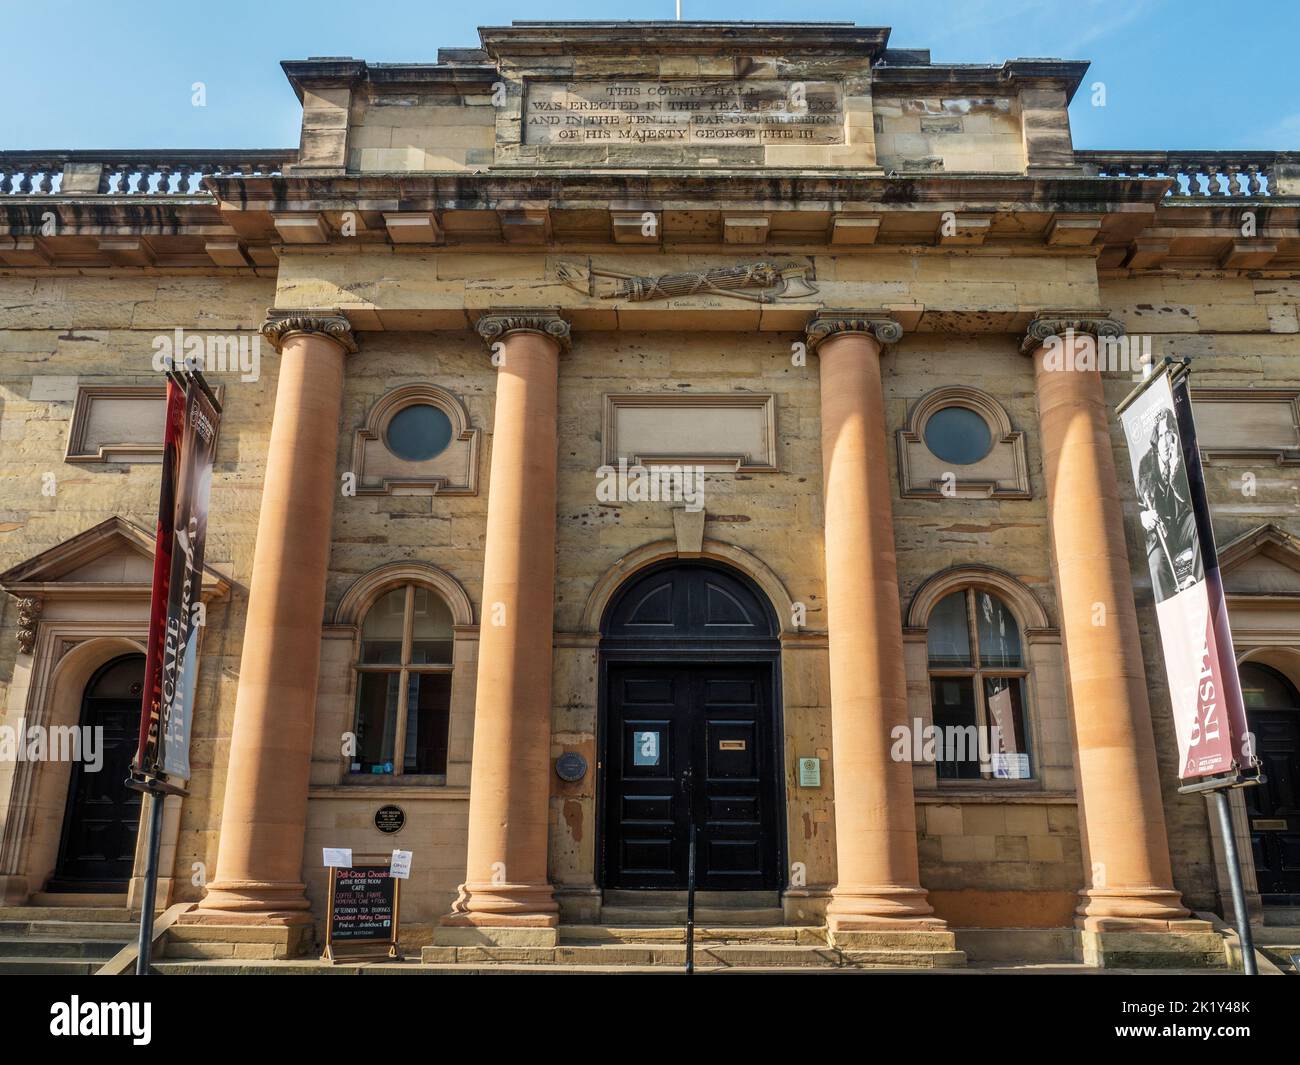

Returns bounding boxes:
[321,855,402,963]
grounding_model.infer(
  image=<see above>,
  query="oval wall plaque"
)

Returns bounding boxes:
[374,804,406,834]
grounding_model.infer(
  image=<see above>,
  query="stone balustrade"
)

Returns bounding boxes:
[0,150,296,195]
[1077,150,1299,198]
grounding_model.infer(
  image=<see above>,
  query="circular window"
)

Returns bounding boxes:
[924,406,992,465]
[385,404,453,462]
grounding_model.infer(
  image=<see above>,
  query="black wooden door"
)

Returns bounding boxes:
[1246,707,1300,900]
[51,657,144,890]
[604,662,779,890]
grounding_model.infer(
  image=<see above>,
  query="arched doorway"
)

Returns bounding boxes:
[1241,661,1300,902]
[49,653,145,892]
[598,560,784,891]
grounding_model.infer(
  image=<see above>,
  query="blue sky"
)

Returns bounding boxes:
[2,0,1296,151]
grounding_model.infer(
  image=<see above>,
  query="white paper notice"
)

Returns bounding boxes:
[323,847,353,868]
[390,850,413,879]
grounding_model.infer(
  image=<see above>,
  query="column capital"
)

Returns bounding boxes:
[1020,310,1124,355]
[260,309,359,354]
[805,312,903,352]
[476,308,571,352]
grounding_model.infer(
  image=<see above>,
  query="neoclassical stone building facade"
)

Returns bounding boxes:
[1,22,1298,969]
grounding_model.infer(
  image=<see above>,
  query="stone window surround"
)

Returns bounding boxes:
[897,385,1031,499]
[321,562,477,791]
[904,565,1073,798]
[349,382,480,496]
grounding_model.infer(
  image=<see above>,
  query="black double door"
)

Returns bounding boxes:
[1247,707,1300,900]
[51,658,144,890]
[603,661,781,890]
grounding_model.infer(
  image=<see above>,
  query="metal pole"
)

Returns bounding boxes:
[134,789,166,975]
[685,822,696,975]
[1212,788,1257,975]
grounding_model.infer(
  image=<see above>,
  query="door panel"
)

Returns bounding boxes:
[1245,708,1300,899]
[52,697,143,888]
[604,662,780,890]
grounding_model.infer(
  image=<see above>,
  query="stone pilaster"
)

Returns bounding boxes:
[439,310,568,940]
[807,312,947,936]
[1023,313,1203,940]
[189,310,357,925]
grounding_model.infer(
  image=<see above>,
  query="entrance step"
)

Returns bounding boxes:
[1255,926,1300,973]
[561,925,825,945]
[0,904,137,975]
[600,890,784,926]
[1262,907,1300,927]
[31,892,129,908]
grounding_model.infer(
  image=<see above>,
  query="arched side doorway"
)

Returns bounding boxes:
[48,653,145,892]
[598,560,784,892]
[1241,662,1300,903]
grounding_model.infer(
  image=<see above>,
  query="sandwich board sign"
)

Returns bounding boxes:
[321,855,401,963]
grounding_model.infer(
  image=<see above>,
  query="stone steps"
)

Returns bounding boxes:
[0,902,140,975]
[560,924,824,945]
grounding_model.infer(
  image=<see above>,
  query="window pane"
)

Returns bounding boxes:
[409,587,454,664]
[386,403,453,462]
[924,406,992,465]
[930,676,980,779]
[927,591,972,666]
[361,588,406,664]
[405,673,451,775]
[352,671,400,774]
[1239,663,1300,709]
[984,677,1031,779]
[975,591,1022,667]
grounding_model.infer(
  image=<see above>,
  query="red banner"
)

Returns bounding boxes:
[1119,366,1254,782]
[134,377,220,789]
[134,379,184,780]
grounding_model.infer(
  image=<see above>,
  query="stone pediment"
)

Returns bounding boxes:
[0,516,231,602]
[1218,523,1300,600]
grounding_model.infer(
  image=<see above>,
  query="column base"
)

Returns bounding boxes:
[1077,928,1231,969]
[0,874,30,906]
[439,880,559,928]
[826,885,948,932]
[187,879,314,925]
[1074,886,1196,930]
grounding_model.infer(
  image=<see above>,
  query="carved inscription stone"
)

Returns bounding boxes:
[525,80,844,145]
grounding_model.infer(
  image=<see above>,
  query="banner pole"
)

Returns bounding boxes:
[134,787,167,975]
[1212,788,1257,975]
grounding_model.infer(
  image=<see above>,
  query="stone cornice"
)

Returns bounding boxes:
[805,312,904,352]
[1019,310,1124,355]
[476,309,572,352]
[261,309,359,354]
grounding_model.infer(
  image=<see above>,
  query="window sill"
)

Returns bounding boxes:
[342,774,448,787]
[914,788,1077,804]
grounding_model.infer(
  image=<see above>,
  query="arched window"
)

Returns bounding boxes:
[927,588,1032,781]
[351,583,454,777]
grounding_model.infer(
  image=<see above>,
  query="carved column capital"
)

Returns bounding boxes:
[260,309,359,354]
[1020,311,1124,356]
[15,596,42,655]
[805,312,903,352]
[476,309,571,353]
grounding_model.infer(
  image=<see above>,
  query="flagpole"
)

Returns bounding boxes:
[1211,788,1258,975]
[133,785,167,974]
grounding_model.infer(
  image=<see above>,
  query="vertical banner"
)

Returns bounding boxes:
[134,377,220,788]
[1119,367,1252,782]
[134,379,184,780]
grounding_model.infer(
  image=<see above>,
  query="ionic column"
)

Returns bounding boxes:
[1023,314,1192,929]
[807,314,943,931]
[444,311,569,928]
[195,312,357,922]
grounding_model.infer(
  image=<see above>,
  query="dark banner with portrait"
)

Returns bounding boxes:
[134,377,220,789]
[134,378,184,782]
[1119,366,1252,782]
